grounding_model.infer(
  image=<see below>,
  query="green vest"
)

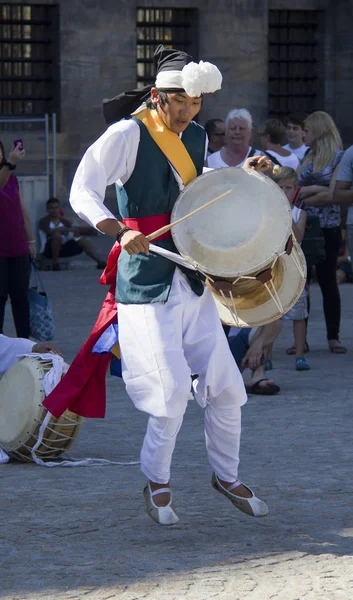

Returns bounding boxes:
[116,117,206,304]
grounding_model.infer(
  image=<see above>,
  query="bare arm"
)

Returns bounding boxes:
[0,144,26,189]
[96,218,150,256]
[292,210,307,244]
[333,180,353,206]
[241,321,282,370]
[301,165,341,207]
[298,185,328,199]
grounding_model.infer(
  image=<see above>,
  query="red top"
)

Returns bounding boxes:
[0,174,29,257]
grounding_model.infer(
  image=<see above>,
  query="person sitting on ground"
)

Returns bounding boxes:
[207,108,263,168]
[0,333,62,377]
[39,198,106,271]
[258,119,300,170]
[272,166,310,371]
[283,112,310,161]
[227,321,282,395]
[204,118,226,156]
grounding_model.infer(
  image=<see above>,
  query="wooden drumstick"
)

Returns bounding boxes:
[146,189,232,242]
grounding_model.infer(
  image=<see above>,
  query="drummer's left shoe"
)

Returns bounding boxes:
[211,473,268,517]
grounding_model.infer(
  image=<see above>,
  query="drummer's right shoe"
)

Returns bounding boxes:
[211,473,268,517]
[143,481,180,526]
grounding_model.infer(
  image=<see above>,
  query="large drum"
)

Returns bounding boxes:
[0,356,83,462]
[171,166,292,277]
[170,167,306,327]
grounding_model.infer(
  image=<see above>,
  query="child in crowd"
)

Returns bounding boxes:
[272,166,310,371]
[283,112,310,161]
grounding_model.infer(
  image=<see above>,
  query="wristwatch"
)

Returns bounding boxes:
[2,160,16,171]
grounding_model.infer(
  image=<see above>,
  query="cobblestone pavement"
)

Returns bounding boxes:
[2,250,353,600]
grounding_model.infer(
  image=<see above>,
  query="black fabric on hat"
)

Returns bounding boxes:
[153,44,193,73]
[102,45,193,126]
[102,85,152,126]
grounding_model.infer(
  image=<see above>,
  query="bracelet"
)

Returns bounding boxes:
[116,226,132,244]
[2,160,16,171]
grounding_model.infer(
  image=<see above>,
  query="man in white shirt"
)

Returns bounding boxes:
[259,118,299,170]
[0,334,61,376]
[283,112,309,161]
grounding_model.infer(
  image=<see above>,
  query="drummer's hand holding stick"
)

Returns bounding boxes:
[244,155,273,173]
[97,189,232,257]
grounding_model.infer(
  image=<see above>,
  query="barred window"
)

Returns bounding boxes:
[0,4,60,118]
[268,10,324,117]
[136,7,198,88]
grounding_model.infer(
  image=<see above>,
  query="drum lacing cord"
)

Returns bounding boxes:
[30,412,140,468]
[14,352,140,469]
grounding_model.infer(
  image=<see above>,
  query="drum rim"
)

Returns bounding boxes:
[0,356,82,460]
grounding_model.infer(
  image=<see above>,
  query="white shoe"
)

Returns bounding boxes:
[143,481,180,526]
[212,473,268,517]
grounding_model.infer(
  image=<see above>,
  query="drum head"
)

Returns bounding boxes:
[212,242,307,327]
[0,357,47,450]
[171,167,292,277]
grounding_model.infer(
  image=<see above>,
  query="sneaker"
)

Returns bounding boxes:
[296,356,311,371]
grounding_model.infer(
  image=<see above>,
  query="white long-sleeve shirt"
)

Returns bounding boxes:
[0,334,34,376]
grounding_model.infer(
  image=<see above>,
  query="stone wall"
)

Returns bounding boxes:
[3,0,353,205]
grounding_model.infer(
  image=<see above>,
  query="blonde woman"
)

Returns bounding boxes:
[297,111,345,353]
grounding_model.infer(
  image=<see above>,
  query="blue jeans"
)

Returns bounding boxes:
[228,328,252,368]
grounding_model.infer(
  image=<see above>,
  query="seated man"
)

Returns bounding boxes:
[228,321,282,395]
[39,197,106,271]
[0,334,62,377]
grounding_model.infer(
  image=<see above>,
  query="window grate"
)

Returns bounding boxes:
[136,7,198,88]
[268,10,324,117]
[0,4,60,119]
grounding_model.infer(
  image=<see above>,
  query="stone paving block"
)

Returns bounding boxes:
[2,266,353,599]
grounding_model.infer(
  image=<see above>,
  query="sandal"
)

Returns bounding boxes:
[295,356,311,371]
[328,341,347,354]
[143,482,179,526]
[245,378,280,395]
[211,473,268,517]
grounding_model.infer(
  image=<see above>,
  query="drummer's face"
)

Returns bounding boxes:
[226,118,251,147]
[152,89,202,134]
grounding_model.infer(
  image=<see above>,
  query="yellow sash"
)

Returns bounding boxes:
[134,107,197,186]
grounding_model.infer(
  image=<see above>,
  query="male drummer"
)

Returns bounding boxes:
[0,334,62,376]
[69,45,272,525]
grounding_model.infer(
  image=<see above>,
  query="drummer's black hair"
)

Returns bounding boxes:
[146,91,170,110]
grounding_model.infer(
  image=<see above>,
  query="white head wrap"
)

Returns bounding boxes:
[155,61,222,97]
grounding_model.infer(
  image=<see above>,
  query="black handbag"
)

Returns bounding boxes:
[294,188,326,266]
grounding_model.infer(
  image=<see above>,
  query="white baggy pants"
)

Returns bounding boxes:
[118,269,247,484]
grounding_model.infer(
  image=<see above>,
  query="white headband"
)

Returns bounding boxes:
[155,61,222,97]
